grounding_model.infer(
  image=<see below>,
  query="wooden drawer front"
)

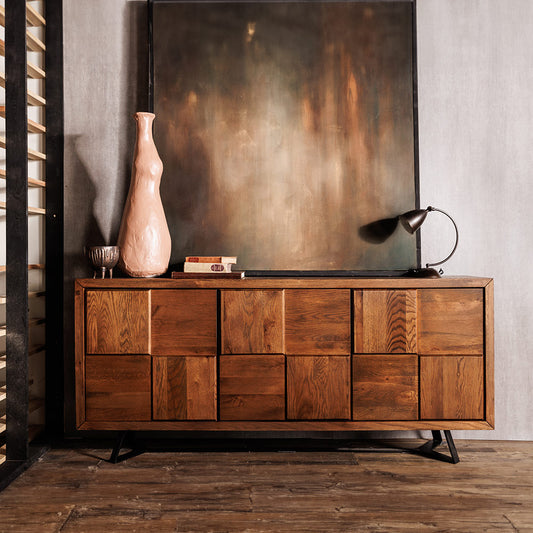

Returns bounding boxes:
[86,290,149,354]
[285,290,351,355]
[221,290,284,354]
[354,290,417,354]
[86,355,151,421]
[153,356,216,420]
[420,356,484,420]
[353,354,418,420]
[220,355,285,420]
[418,289,484,355]
[287,356,351,419]
[151,289,217,355]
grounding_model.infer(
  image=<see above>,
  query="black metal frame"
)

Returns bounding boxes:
[5,0,30,466]
[108,430,460,464]
[45,0,65,443]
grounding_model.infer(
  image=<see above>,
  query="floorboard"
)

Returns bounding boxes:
[0,440,531,532]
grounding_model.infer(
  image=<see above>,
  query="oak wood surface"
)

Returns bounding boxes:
[74,282,86,426]
[353,354,418,420]
[80,419,494,431]
[2,441,530,532]
[151,289,217,355]
[221,290,284,354]
[354,289,417,353]
[418,288,484,355]
[153,356,217,420]
[219,355,285,420]
[86,290,150,355]
[85,355,151,421]
[285,289,351,355]
[420,355,484,420]
[485,280,495,427]
[287,356,351,420]
[77,276,493,290]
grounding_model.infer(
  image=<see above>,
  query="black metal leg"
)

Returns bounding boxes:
[108,431,144,463]
[416,430,460,464]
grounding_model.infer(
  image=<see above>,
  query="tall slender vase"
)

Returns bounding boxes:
[117,112,171,277]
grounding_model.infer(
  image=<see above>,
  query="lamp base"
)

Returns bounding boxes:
[403,267,441,279]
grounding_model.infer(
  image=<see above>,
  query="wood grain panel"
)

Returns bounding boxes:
[418,289,484,355]
[151,289,217,355]
[86,290,150,354]
[287,356,350,419]
[85,355,151,421]
[221,290,284,354]
[74,281,86,427]
[285,290,351,355]
[485,281,495,427]
[354,290,417,353]
[420,356,484,420]
[152,356,216,420]
[353,354,418,420]
[220,355,285,420]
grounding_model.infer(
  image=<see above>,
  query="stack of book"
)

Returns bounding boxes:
[171,256,244,279]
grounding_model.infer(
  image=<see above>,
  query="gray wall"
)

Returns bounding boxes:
[64,0,533,439]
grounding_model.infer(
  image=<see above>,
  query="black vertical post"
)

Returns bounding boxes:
[45,0,64,441]
[148,0,154,113]
[5,0,30,461]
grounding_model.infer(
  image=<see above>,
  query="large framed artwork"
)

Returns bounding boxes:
[151,0,419,273]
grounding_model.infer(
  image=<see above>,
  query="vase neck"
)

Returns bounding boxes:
[135,112,155,142]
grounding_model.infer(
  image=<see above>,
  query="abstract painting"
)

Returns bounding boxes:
[152,1,418,271]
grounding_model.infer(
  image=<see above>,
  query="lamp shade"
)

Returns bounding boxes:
[399,208,428,234]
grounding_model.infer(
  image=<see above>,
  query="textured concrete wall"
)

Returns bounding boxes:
[63,0,533,438]
[417,0,533,439]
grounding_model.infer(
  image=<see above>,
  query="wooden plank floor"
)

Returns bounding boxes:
[0,440,531,532]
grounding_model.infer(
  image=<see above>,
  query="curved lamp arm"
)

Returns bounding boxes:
[425,206,459,269]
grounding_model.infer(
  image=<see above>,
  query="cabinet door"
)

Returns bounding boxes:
[353,354,418,420]
[86,290,150,354]
[153,356,217,420]
[285,290,351,355]
[420,356,484,419]
[151,289,217,355]
[219,355,285,420]
[221,290,284,354]
[86,355,151,421]
[418,289,484,355]
[287,356,350,419]
[354,290,417,353]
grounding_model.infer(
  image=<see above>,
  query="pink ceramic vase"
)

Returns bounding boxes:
[117,112,171,277]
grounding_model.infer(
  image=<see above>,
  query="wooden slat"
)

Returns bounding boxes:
[0,72,46,105]
[27,60,46,79]
[0,106,47,135]
[0,8,46,50]
[26,3,46,27]
[0,355,5,369]
[0,137,46,160]
[0,292,45,304]
[0,385,6,401]
[0,325,5,337]
[26,30,45,52]
[0,201,46,215]
[0,168,47,188]
[27,89,46,106]
[0,265,44,272]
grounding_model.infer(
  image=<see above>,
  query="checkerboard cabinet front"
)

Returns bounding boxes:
[75,278,494,433]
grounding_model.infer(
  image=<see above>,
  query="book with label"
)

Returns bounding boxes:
[185,256,237,264]
[183,262,233,273]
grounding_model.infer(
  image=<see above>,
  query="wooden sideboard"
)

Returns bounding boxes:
[74,277,494,434]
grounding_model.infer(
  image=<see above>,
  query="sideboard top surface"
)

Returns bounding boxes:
[76,276,493,290]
